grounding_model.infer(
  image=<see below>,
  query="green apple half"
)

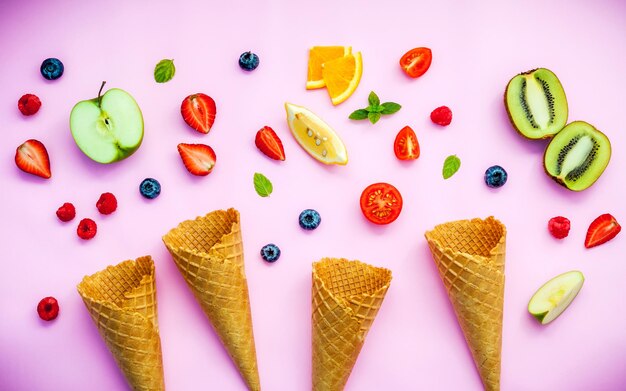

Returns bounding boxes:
[70,82,144,164]
[528,270,584,325]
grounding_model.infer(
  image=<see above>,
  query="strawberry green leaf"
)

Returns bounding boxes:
[154,59,175,83]
[368,91,380,108]
[368,112,381,124]
[349,109,369,120]
[253,172,273,197]
[442,155,461,179]
[380,102,401,115]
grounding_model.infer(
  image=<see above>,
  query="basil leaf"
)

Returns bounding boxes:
[368,111,381,124]
[154,59,175,83]
[253,172,273,197]
[380,102,401,115]
[349,109,369,120]
[442,155,461,179]
[368,91,380,108]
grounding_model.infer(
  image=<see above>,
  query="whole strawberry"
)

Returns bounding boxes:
[56,202,76,222]
[18,94,42,116]
[96,192,117,215]
[548,216,570,239]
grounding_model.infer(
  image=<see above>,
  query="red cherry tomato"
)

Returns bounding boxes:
[359,183,403,225]
[399,47,432,78]
[394,126,420,160]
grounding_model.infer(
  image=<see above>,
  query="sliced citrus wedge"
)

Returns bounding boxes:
[322,51,362,105]
[285,103,348,165]
[306,46,352,90]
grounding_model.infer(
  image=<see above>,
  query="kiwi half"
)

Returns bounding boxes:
[544,121,611,191]
[505,68,568,139]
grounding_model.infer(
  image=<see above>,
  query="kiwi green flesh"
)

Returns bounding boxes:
[505,68,568,139]
[544,121,611,191]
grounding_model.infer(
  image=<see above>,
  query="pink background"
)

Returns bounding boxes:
[1,0,625,390]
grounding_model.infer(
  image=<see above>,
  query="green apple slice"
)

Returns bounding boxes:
[528,270,584,325]
[70,82,144,164]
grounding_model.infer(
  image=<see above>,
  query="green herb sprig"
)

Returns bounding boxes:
[349,91,401,124]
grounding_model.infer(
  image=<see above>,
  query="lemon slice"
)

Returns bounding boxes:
[306,46,352,90]
[322,51,362,105]
[285,103,348,165]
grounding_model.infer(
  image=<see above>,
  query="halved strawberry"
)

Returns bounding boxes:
[15,139,51,179]
[585,213,621,248]
[177,143,216,176]
[255,126,285,161]
[181,93,216,134]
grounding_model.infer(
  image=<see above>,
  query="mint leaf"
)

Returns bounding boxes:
[442,155,461,179]
[380,102,401,115]
[154,59,175,83]
[253,173,273,197]
[368,91,380,108]
[351,93,401,125]
[368,112,381,124]
[349,109,369,120]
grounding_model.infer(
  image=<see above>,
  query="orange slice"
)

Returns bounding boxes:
[322,51,362,105]
[285,103,348,165]
[306,46,351,90]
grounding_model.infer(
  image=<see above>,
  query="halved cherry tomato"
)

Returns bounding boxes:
[359,183,403,225]
[394,126,420,160]
[399,47,432,78]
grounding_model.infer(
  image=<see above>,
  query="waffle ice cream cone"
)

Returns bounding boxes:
[162,208,260,391]
[77,256,165,391]
[312,258,392,391]
[425,217,506,391]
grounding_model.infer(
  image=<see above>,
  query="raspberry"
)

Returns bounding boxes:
[56,202,76,222]
[37,296,59,321]
[430,106,452,126]
[96,192,117,215]
[18,94,42,116]
[548,216,570,239]
[77,218,97,240]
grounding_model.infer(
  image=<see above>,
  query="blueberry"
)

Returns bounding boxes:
[260,243,281,263]
[40,58,64,80]
[484,165,508,188]
[299,209,321,230]
[139,178,161,199]
[238,51,260,71]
